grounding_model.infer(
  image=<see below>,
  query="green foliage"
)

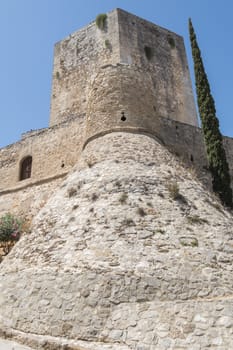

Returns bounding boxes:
[157,228,165,234]
[0,213,23,242]
[119,193,128,204]
[167,181,188,204]
[122,218,135,226]
[96,13,107,30]
[67,187,77,197]
[104,39,111,49]
[180,236,199,247]
[167,181,180,200]
[189,19,232,207]
[187,215,208,225]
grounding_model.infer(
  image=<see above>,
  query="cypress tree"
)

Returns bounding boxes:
[189,19,232,207]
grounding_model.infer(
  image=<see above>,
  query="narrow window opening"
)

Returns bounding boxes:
[20,156,32,181]
[190,155,194,162]
[167,35,175,49]
[144,46,153,60]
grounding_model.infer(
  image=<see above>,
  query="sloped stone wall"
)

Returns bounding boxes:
[1,133,233,349]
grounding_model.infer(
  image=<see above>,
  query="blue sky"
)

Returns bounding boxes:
[0,0,232,148]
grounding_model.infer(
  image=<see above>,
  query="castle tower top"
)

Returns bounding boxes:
[49,8,198,134]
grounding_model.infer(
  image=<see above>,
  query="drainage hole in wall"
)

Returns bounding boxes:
[121,112,126,121]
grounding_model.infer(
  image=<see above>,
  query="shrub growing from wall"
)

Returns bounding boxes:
[96,14,107,30]
[0,213,23,256]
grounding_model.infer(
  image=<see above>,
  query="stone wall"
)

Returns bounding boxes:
[83,9,198,146]
[49,10,120,126]
[0,176,64,220]
[0,115,85,190]
[1,9,233,350]
[3,106,233,219]
[3,111,233,219]
[0,6,232,258]
[0,115,85,217]
[117,9,197,126]
[85,114,208,181]
[1,133,233,349]
[50,8,198,131]
[0,8,208,220]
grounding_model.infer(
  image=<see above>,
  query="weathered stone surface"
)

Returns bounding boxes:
[1,133,233,349]
[1,8,233,350]
[0,339,33,350]
[50,9,198,128]
[0,116,85,191]
[0,7,216,221]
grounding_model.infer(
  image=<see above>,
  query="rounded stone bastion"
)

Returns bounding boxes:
[0,133,233,349]
[83,57,199,149]
[84,64,159,148]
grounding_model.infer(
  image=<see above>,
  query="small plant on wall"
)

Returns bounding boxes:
[56,71,60,80]
[96,13,107,30]
[105,39,111,50]
[0,213,24,257]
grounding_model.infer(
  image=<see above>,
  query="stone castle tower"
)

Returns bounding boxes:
[50,8,198,140]
[1,8,233,350]
[0,7,216,218]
